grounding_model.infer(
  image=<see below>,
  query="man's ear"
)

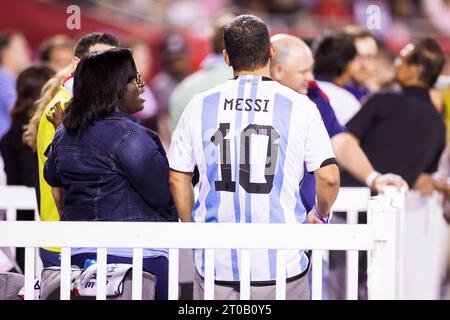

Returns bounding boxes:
[71,57,80,74]
[223,49,231,67]
[269,43,276,60]
[271,64,284,81]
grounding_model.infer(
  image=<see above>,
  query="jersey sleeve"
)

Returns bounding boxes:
[167,97,196,173]
[304,103,337,173]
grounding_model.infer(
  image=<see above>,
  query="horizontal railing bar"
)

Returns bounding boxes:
[332,187,371,212]
[0,222,375,250]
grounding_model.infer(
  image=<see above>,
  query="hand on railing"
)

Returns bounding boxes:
[413,173,435,196]
[306,209,328,224]
[372,173,409,194]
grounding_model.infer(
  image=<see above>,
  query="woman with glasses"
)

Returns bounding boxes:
[44,48,177,300]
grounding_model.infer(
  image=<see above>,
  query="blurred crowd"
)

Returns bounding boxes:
[1,1,450,298]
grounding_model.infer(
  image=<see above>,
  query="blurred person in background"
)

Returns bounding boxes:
[24,32,119,268]
[39,35,75,72]
[312,32,361,124]
[0,63,55,271]
[343,25,380,103]
[122,38,159,129]
[342,38,446,196]
[151,34,190,150]
[169,13,233,132]
[44,48,177,300]
[0,31,30,186]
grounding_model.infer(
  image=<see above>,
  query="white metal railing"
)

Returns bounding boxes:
[0,186,40,275]
[0,186,38,222]
[329,187,371,300]
[0,188,399,300]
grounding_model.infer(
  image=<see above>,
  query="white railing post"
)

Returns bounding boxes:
[132,248,143,300]
[367,195,398,299]
[60,247,72,300]
[168,248,179,300]
[311,250,323,300]
[24,247,35,300]
[383,186,406,299]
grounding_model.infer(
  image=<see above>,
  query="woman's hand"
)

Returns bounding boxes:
[46,102,64,129]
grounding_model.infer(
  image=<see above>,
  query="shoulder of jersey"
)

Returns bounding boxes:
[194,80,231,99]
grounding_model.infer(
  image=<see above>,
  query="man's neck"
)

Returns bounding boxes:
[234,65,271,78]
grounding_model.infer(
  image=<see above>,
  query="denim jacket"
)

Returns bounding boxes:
[44,112,177,222]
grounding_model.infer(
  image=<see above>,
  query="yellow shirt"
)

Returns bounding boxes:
[443,88,450,143]
[36,85,72,252]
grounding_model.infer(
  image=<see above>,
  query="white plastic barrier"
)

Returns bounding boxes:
[2,185,446,300]
[399,191,448,299]
[0,186,41,276]
[0,186,38,221]
[0,193,399,300]
[330,187,371,300]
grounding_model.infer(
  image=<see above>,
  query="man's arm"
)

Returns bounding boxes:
[51,187,64,215]
[332,132,373,184]
[313,164,340,220]
[332,132,408,192]
[169,170,194,222]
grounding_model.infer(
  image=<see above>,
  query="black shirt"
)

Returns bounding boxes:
[0,113,38,187]
[341,86,446,188]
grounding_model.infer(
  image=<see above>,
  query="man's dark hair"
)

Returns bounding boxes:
[64,48,137,134]
[312,32,357,78]
[73,32,119,59]
[224,15,270,72]
[39,35,74,62]
[405,38,446,88]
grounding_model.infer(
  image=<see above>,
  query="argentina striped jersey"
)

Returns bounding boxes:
[168,75,335,281]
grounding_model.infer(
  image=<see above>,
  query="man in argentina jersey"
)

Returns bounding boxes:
[168,15,340,300]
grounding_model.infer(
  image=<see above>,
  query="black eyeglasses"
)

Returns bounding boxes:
[136,72,145,88]
[130,72,145,88]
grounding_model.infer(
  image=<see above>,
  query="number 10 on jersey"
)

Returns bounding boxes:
[210,123,280,194]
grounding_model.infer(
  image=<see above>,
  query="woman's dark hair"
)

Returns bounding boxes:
[224,15,271,72]
[11,63,55,118]
[63,48,137,135]
[312,32,357,78]
[406,38,446,88]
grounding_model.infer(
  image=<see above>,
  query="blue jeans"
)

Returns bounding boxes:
[71,253,169,300]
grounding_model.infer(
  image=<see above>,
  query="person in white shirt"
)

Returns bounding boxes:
[312,32,361,125]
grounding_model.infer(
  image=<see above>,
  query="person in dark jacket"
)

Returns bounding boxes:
[1,64,54,187]
[44,48,177,300]
[0,63,55,272]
